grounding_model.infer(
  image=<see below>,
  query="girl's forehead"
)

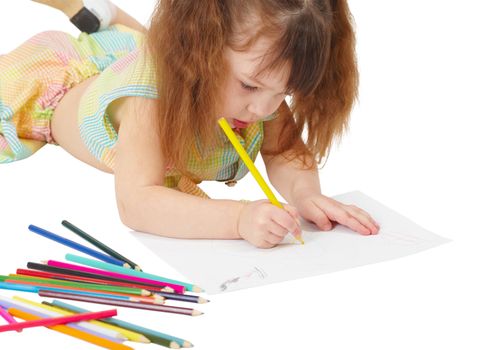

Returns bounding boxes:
[225,36,290,86]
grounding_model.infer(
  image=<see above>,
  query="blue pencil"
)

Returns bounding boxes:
[28,224,125,267]
[0,282,148,302]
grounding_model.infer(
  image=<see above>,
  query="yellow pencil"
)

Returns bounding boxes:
[218,117,304,244]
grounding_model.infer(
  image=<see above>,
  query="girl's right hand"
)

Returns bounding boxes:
[237,200,302,249]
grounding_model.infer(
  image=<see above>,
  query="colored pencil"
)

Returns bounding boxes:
[14,296,149,344]
[47,259,186,294]
[5,274,152,296]
[0,307,116,332]
[26,262,177,292]
[16,268,204,303]
[16,268,166,293]
[0,296,125,341]
[65,253,202,293]
[62,220,142,271]
[4,279,162,304]
[28,224,126,266]
[6,308,133,349]
[0,306,21,332]
[46,300,190,348]
[217,117,304,244]
[0,281,162,304]
[39,290,203,316]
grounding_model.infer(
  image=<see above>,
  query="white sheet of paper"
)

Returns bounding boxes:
[131,191,450,294]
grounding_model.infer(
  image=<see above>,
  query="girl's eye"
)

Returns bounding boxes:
[240,81,258,92]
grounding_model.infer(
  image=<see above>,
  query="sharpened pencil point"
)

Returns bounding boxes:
[183,340,194,347]
[192,286,204,293]
[140,335,151,343]
[170,341,181,349]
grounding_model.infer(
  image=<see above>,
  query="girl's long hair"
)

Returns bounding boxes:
[147,0,358,173]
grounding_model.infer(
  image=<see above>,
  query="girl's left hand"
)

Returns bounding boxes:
[293,193,380,235]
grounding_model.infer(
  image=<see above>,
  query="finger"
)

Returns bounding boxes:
[346,205,380,234]
[257,240,277,249]
[267,220,289,238]
[308,200,333,231]
[332,208,372,235]
[265,231,285,245]
[272,209,302,237]
[283,204,301,222]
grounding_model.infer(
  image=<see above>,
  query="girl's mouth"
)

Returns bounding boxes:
[233,119,249,128]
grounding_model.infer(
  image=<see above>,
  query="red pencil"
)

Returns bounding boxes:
[16,268,172,293]
[0,307,21,332]
[0,308,117,332]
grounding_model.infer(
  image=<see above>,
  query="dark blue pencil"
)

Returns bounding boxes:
[28,225,125,267]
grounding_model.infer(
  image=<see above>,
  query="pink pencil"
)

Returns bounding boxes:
[0,306,21,332]
[46,260,185,294]
[0,308,117,332]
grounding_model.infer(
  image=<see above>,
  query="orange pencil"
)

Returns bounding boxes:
[6,308,132,350]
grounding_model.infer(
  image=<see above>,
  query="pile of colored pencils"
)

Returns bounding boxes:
[0,221,209,349]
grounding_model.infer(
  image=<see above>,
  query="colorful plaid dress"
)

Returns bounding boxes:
[1,24,276,198]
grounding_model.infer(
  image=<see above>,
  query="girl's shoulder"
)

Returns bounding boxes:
[78,44,159,169]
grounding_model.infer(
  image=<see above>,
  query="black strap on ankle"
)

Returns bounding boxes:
[70,7,100,33]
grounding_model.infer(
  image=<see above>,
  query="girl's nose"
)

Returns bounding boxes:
[247,96,283,120]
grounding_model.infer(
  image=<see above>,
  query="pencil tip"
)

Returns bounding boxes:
[192,286,204,293]
[140,335,151,343]
[170,341,181,349]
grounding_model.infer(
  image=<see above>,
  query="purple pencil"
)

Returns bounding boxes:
[38,290,203,316]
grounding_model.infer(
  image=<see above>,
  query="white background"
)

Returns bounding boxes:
[1,1,484,349]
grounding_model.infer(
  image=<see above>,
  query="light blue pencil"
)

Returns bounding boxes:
[0,282,154,303]
[50,300,193,348]
[65,253,204,293]
[28,224,126,267]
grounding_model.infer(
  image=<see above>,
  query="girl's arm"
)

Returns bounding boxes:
[113,97,243,239]
[115,97,301,247]
[262,102,380,235]
[261,102,321,205]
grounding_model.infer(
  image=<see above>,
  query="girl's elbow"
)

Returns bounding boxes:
[116,195,138,230]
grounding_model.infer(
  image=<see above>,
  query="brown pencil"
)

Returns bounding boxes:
[38,290,203,316]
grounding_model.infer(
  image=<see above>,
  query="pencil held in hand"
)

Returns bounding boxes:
[217,117,304,244]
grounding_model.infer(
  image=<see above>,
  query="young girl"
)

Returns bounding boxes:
[0,0,379,248]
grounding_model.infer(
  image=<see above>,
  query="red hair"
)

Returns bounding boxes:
[147,0,358,173]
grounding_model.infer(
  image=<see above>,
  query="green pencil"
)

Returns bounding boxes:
[2,274,151,297]
[43,300,192,348]
[62,220,142,271]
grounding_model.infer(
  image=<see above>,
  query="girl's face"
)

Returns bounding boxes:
[220,36,290,129]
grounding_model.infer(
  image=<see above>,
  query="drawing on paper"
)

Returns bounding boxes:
[219,267,268,291]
